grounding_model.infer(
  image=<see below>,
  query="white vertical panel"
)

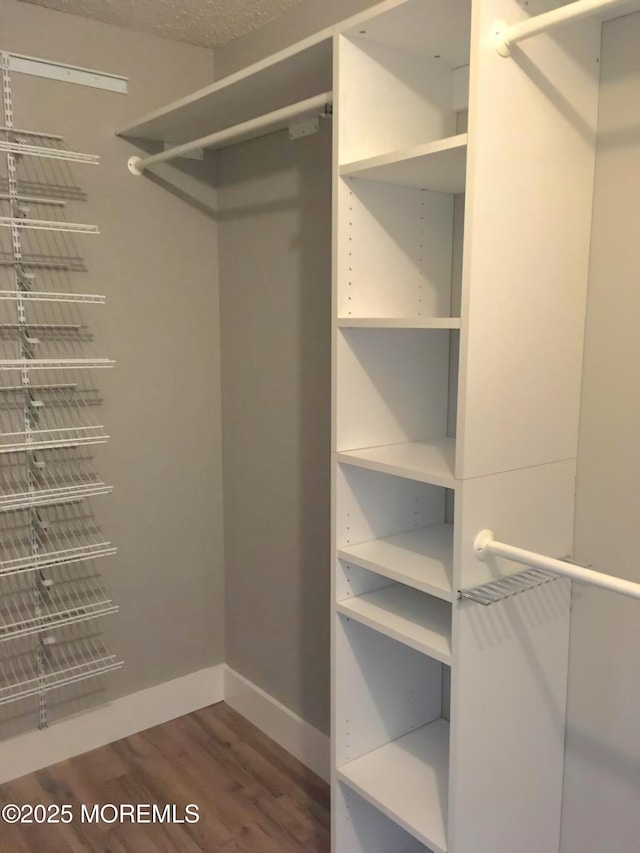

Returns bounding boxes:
[455,459,576,590]
[336,328,451,450]
[450,580,571,853]
[451,64,470,111]
[456,0,601,479]
[337,179,454,319]
[562,12,640,852]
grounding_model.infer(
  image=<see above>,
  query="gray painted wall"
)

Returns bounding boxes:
[217,125,332,734]
[3,0,225,704]
[561,13,640,851]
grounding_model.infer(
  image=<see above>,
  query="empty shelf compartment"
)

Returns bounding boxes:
[338,718,450,853]
[338,523,453,601]
[337,439,456,489]
[338,583,451,663]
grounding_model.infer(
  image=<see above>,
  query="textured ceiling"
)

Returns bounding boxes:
[17,0,306,48]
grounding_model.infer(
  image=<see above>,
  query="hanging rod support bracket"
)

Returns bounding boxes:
[472,529,640,600]
[492,20,512,57]
[128,156,143,176]
[288,117,320,140]
[474,529,495,561]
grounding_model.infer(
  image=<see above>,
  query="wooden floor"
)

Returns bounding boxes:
[0,702,330,852]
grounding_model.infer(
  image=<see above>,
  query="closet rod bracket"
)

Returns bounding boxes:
[128,156,143,176]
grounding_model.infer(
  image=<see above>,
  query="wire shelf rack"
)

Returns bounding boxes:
[0,129,99,166]
[0,128,95,202]
[0,502,116,577]
[0,265,105,304]
[0,289,105,305]
[0,447,112,511]
[0,203,88,270]
[0,562,117,642]
[0,626,121,706]
[0,55,120,728]
[0,385,108,453]
[0,199,98,236]
[0,358,113,372]
[458,568,558,606]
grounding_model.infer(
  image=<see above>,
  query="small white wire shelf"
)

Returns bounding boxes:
[0,194,100,234]
[0,562,117,642]
[0,263,105,304]
[0,629,121,707]
[0,290,105,305]
[0,193,66,208]
[0,324,90,343]
[458,568,558,606]
[0,502,116,577]
[0,217,99,235]
[0,358,113,371]
[0,138,99,166]
[0,201,94,269]
[0,448,112,511]
[0,386,109,453]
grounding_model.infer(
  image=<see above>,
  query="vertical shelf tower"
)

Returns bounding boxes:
[332,1,600,851]
[0,53,121,729]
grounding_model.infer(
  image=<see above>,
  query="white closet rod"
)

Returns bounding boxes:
[494,0,633,56]
[474,529,640,600]
[127,91,333,175]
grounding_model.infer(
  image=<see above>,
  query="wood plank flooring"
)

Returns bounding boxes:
[0,702,330,852]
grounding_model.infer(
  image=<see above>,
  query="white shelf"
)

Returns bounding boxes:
[338,718,450,853]
[337,317,461,330]
[338,524,453,602]
[337,583,451,663]
[340,135,467,193]
[336,438,456,489]
[118,36,332,144]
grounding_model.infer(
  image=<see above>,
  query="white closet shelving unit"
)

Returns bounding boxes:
[0,52,121,730]
[119,0,632,849]
[333,1,603,851]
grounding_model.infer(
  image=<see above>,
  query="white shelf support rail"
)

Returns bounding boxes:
[127,91,333,175]
[493,0,633,56]
[473,529,640,600]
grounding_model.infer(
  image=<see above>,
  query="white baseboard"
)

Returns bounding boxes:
[0,664,224,784]
[0,664,329,786]
[224,666,330,782]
